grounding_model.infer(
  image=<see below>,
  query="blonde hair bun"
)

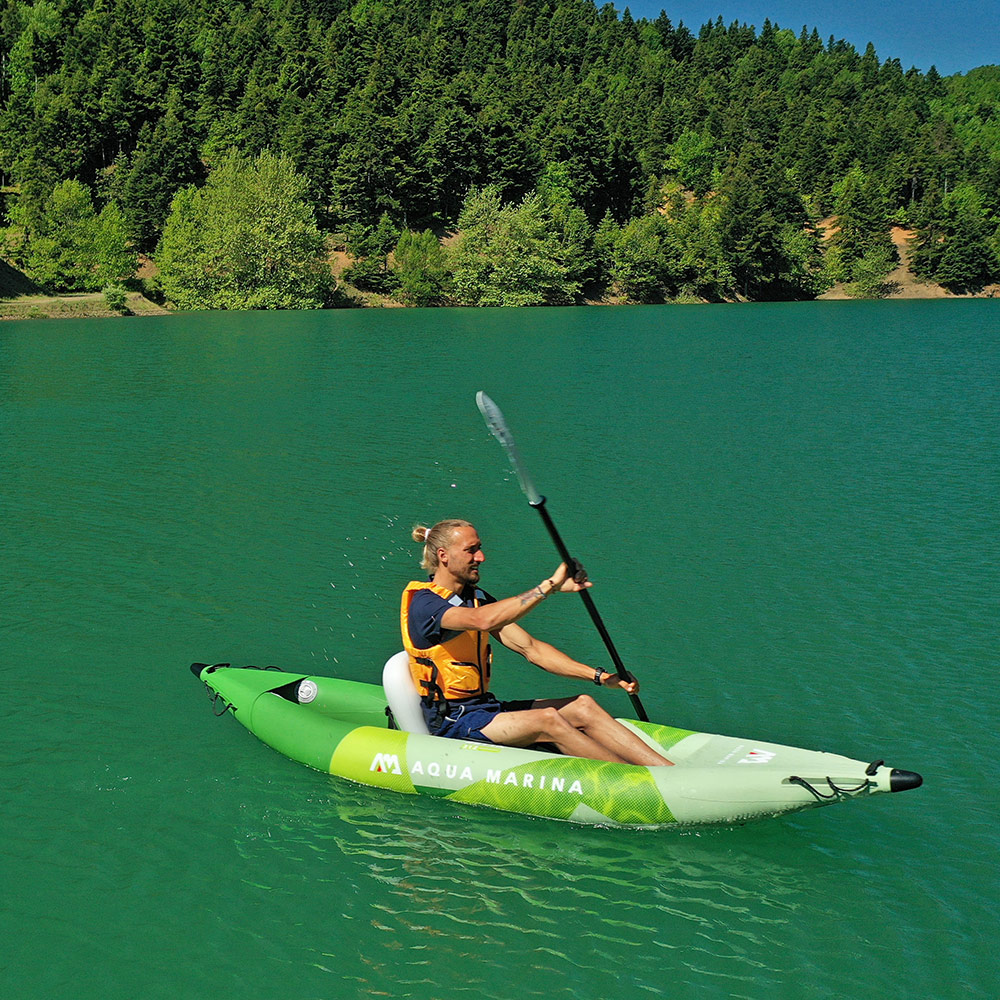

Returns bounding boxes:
[412,519,473,571]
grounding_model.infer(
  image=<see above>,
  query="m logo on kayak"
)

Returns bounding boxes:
[738,749,776,764]
[370,752,402,775]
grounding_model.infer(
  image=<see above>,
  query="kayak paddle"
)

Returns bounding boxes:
[476,391,649,722]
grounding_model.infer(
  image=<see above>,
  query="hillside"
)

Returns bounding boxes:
[1,1,998,306]
[819,227,1000,301]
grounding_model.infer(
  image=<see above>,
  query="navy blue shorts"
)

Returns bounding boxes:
[422,694,534,743]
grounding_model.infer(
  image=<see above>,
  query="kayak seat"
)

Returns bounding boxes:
[382,651,430,735]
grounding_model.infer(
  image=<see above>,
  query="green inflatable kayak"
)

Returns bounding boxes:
[190,661,922,829]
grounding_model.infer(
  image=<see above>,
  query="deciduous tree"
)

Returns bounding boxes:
[449,186,578,306]
[156,149,332,309]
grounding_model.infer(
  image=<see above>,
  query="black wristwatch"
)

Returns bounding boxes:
[593,667,605,686]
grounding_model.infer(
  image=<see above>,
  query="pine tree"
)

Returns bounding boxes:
[116,89,204,252]
[831,166,895,273]
[914,184,1000,292]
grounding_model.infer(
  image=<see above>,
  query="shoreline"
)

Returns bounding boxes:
[3,226,997,320]
[3,285,996,320]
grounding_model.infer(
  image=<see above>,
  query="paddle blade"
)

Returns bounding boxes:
[476,391,542,505]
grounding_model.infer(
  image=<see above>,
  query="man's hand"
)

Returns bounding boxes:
[549,560,592,592]
[600,671,640,695]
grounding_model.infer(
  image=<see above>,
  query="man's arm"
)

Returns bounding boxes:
[494,621,592,679]
[495,620,641,694]
[439,562,587,634]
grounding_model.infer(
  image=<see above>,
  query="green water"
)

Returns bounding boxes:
[2,301,997,999]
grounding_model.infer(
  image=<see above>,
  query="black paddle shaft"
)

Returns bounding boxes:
[476,391,649,722]
[530,496,649,722]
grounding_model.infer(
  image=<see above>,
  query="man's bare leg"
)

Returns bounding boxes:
[537,695,674,766]
[480,707,628,761]
[481,696,673,765]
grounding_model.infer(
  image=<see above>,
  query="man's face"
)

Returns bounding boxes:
[440,525,485,587]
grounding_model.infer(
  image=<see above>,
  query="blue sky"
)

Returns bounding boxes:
[620,1,999,75]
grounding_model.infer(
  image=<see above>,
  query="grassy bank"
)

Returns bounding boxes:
[0,258,168,319]
[0,291,170,320]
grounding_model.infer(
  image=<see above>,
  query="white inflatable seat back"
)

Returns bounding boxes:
[382,651,429,734]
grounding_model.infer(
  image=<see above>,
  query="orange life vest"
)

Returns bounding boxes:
[400,580,492,702]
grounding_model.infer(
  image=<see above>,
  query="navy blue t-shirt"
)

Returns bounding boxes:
[406,585,495,650]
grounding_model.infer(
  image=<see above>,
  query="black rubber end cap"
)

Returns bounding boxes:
[190,662,228,678]
[889,768,923,792]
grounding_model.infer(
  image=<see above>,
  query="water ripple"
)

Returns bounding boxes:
[224,779,832,997]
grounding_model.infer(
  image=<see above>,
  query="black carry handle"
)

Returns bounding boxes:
[476,391,649,722]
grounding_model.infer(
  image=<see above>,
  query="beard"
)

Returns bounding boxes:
[453,563,481,589]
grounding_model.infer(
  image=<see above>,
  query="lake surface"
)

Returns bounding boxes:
[3,301,997,999]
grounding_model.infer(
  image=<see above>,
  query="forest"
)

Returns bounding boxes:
[1,0,998,309]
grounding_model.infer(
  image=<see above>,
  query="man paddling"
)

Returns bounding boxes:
[401,519,673,765]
